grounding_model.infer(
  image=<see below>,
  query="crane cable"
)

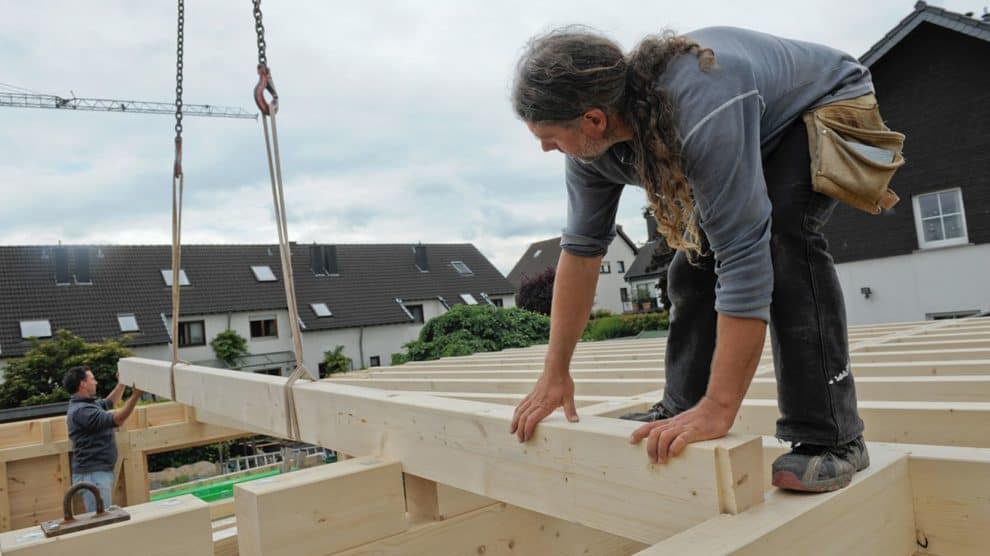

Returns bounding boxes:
[253,0,317,442]
[168,0,191,400]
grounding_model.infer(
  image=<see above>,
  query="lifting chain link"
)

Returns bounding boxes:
[174,0,184,140]
[253,0,267,67]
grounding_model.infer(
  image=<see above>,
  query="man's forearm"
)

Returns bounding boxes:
[705,314,767,413]
[544,251,601,377]
[112,391,142,426]
[106,383,126,407]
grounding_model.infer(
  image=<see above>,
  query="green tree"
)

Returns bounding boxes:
[0,329,133,409]
[210,329,249,368]
[395,304,550,362]
[321,346,352,377]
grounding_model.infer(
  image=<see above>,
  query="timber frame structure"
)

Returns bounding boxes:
[0,316,988,555]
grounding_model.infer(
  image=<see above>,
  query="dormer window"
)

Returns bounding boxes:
[451,261,473,276]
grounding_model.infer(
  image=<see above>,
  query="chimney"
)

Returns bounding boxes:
[54,246,70,285]
[643,209,660,242]
[414,243,428,272]
[324,245,339,275]
[309,244,327,275]
[73,246,91,284]
[983,8,990,22]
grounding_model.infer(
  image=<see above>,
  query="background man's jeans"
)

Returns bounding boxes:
[660,120,865,446]
[72,470,115,513]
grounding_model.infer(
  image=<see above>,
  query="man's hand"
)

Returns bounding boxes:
[510,373,579,442]
[628,396,736,464]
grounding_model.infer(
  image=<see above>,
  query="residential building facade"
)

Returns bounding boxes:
[507,226,638,315]
[825,2,990,324]
[0,243,515,377]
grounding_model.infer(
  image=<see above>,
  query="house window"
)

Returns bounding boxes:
[532,249,542,258]
[460,293,478,305]
[20,320,52,339]
[636,283,650,299]
[311,303,332,317]
[406,304,425,324]
[118,314,140,333]
[617,261,626,273]
[491,298,503,307]
[161,269,191,287]
[620,288,629,302]
[600,261,611,274]
[369,356,381,367]
[250,317,278,339]
[451,261,473,275]
[178,320,206,347]
[251,265,278,282]
[913,189,968,249]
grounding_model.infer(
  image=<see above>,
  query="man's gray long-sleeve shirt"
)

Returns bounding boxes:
[561,26,873,321]
[67,396,118,473]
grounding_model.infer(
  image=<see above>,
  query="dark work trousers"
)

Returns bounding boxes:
[659,120,865,446]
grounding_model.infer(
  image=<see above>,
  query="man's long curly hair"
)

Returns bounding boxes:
[512,26,715,256]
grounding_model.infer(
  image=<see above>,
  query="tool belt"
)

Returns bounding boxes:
[802,93,905,214]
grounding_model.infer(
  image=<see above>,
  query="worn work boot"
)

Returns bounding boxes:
[771,435,870,492]
[618,400,676,422]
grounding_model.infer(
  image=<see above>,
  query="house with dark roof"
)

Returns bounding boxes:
[824,1,990,324]
[0,243,515,376]
[507,226,638,314]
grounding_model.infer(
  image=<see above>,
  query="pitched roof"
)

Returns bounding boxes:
[860,1,990,66]
[505,225,639,289]
[506,237,561,289]
[0,243,514,359]
[623,239,672,281]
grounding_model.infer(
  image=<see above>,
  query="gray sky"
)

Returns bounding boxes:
[0,1,973,274]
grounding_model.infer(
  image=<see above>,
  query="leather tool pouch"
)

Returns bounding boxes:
[803,93,906,214]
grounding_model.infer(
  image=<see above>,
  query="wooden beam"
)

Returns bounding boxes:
[120,357,765,544]
[635,447,916,555]
[910,446,990,556]
[334,502,647,556]
[0,494,213,555]
[329,377,663,396]
[745,376,990,403]
[234,457,407,556]
[732,400,990,448]
[404,474,496,522]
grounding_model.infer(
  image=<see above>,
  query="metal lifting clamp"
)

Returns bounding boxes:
[40,482,130,537]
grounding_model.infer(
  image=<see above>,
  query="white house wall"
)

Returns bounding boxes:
[597,241,638,314]
[836,243,990,325]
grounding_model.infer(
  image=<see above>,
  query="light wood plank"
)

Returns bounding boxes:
[0,494,213,555]
[636,447,916,555]
[234,457,407,556]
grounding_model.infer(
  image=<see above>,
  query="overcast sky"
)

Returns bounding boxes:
[0,1,974,274]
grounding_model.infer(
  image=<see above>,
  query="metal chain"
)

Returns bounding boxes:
[174,0,184,139]
[253,0,267,67]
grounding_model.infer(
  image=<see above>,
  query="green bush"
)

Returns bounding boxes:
[589,309,613,320]
[583,312,669,342]
[210,329,249,368]
[321,346,352,377]
[395,304,550,362]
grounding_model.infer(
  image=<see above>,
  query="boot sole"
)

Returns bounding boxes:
[771,470,852,493]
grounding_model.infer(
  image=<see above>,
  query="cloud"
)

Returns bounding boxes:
[2,0,967,276]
